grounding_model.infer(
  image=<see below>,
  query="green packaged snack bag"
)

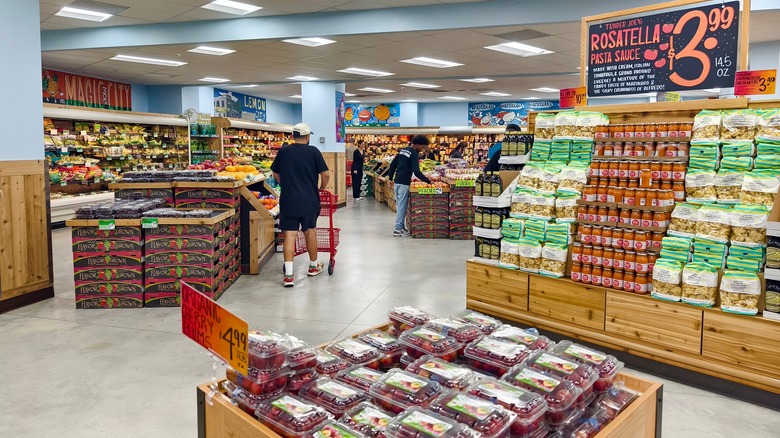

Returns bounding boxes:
[692,110,722,142]
[516,237,543,273]
[693,237,727,256]
[714,169,744,204]
[755,109,780,143]
[719,270,761,315]
[730,204,768,247]
[719,156,753,171]
[721,141,755,157]
[662,235,693,252]
[720,109,756,141]
[740,170,780,207]
[757,142,780,154]
[651,259,684,302]
[555,191,578,223]
[726,256,761,272]
[668,203,700,237]
[659,249,690,264]
[539,243,568,278]
[534,113,556,140]
[695,203,732,243]
[680,262,718,307]
[685,169,718,202]
[729,244,765,260]
[499,238,521,270]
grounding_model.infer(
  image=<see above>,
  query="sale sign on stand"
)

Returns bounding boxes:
[560,87,587,108]
[182,281,249,375]
[734,70,777,96]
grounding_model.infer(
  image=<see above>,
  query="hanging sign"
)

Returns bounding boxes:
[345,103,400,127]
[42,69,132,111]
[468,101,559,127]
[587,1,740,96]
[214,88,267,122]
[559,87,587,108]
[733,69,777,96]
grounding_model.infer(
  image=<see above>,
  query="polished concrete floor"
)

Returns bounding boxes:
[0,199,778,437]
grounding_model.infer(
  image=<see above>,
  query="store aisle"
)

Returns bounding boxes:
[0,199,777,437]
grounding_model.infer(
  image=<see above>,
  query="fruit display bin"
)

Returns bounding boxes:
[173,180,243,210]
[109,182,174,208]
[197,324,663,438]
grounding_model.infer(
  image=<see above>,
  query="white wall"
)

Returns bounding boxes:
[748,41,780,101]
[419,102,468,126]
[400,102,419,126]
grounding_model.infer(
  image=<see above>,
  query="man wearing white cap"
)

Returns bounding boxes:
[271,123,331,287]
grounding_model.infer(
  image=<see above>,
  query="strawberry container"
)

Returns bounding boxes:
[400,353,415,368]
[288,368,319,394]
[310,421,367,438]
[405,355,476,391]
[339,402,395,438]
[451,310,502,335]
[428,391,515,438]
[384,407,480,438]
[501,366,582,429]
[550,341,624,393]
[222,380,281,416]
[248,330,291,369]
[287,335,317,371]
[368,369,446,414]
[388,306,433,333]
[226,366,291,396]
[336,365,386,392]
[299,377,369,419]
[327,338,382,369]
[317,349,352,376]
[555,407,611,438]
[520,351,598,407]
[462,337,531,376]
[594,384,639,420]
[423,318,481,354]
[489,325,553,351]
[397,327,460,362]
[358,330,405,370]
[254,393,332,438]
[465,377,549,438]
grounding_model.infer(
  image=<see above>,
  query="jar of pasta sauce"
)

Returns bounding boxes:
[634,273,649,295]
[571,263,582,282]
[602,248,615,269]
[624,271,636,292]
[613,270,624,290]
[635,252,650,274]
[602,268,614,289]
[591,266,603,286]
[613,249,626,270]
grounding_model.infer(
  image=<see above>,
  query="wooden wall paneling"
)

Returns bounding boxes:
[702,311,780,380]
[466,260,529,312]
[322,152,346,206]
[529,275,606,331]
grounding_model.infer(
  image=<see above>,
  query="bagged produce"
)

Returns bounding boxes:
[730,204,768,247]
[574,111,609,140]
[720,109,756,141]
[714,170,744,204]
[539,243,568,278]
[685,169,717,202]
[719,270,761,315]
[534,113,556,140]
[668,203,700,237]
[553,111,578,139]
[721,142,755,157]
[555,191,578,223]
[528,192,556,219]
[651,259,684,302]
[740,170,780,207]
[516,238,542,273]
[756,108,780,143]
[681,262,719,307]
[692,110,722,142]
[696,203,732,243]
[719,156,753,171]
[499,239,521,270]
[557,164,588,193]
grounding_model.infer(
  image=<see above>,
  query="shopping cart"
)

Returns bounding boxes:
[293,190,340,275]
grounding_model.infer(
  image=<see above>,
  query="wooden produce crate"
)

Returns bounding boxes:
[375,177,386,204]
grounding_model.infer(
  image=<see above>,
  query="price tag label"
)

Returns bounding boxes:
[50,129,58,135]
[559,87,587,108]
[61,146,69,153]
[60,181,67,186]
[182,282,249,375]
[141,218,158,229]
[81,130,88,136]
[455,180,476,187]
[153,133,158,138]
[417,187,443,195]
[76,148,83,153]
[734,69,777,95]
[98,219,115,231]
[63,130,70,136]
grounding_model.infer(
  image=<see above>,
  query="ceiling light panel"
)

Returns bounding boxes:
[287,75,319,81]
[481,92,511,97]
[202,0,262,15]
[358,87,394,93]
[346,100,362,103]
[55,6,112,22]
[529,87,559,93]
[401,82,440,89]
[460,78,494,83]
[289,95,302,98]
[338,68,394,77]
[485,42,554,57]
[110,55,187,67]
[187,46,236,56]
[439,96,467,100]
[401,57,463,68]
[199,77,231,83]
[283,38,336,47]
[344,93,357,97]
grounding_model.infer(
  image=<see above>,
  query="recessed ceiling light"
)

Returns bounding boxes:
[346,100,362,103]
[187,46,236,56]
[529,87,559,93]
[110,55,187,67]
[481,92,512,97]
[485,42,554,57]
[401,57,463,68]
[202,0,262,15]
[289,95,303,98]
[231,84,259,88]
[283,38,336,47]
[344,93,357,97]
[401,99,418,103]
[439,96,467,100]
[287,75,319,81]
[199,77,231,83]
[401,82,440,89]
[358,87,395,94]
[522,97,540,100]
[338,67,394,77]
[460,78,494,83]
[55,6,113,22]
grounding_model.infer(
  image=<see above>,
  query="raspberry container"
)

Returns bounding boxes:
[226,366,291,396]
[405,355,476,390]
[462,337,531,376]
[489,325,553,351]
[368,368,445,414]
[555,407,611,438]
[520,351,598,407]
[388,306,433,333]
[550,341,624,392]
[286,335,317,371]
[423,318,481,354]
[336,365,386,392]
[222,380,280,416]
[397,327,460,362]
[501,366,583,429]
[254,393,332,438]
[328,338,382,369]
[339,402,395,438]
[317,349,352,376]
[299,377,369,419]
[288,368,319,394]
[310,421,367,438]
[428,390,515,438]
[451,309,502,335]
[400,353,415,368]
[384,407,480,438]
[465,377,549,438]
[248,330,291,369]
[595,384,639,420]
[358,330,405,370]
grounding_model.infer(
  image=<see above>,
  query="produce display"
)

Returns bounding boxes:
[254,393,332,438]
[397,327,460,361]
[298,377,369,418]
[428,391,515,438]
[369,369,445,414]
[358,330,405,370]
[384,407,480,438]
[489,325,553,352]
[450,310,502,335]
[388,306,433,333]
[336,366,386,392]
[549,342,623,393]
[422,318,481,354]
[287,335,317,371]
[338,402,395,438]
[223,380,267,415]
[465,377,549,438]
[405,356,476,390]
[327,338,383,369]
[519,351,598,407]
[317,349,352,376]
[288,369,319,394]
[249,330,291,369]
[462,337,531,376]
[501,366,582,427]
[310,422,366,438]
[226,366,290,397]
[347,133,496,165]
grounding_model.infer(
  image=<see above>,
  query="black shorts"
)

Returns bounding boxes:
[279,214,318,232]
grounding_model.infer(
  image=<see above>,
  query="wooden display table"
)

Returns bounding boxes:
[466,260,780,395]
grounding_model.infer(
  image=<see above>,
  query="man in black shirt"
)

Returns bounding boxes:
[271,123,330,287]
[387,135,431,237]
[351,140,365,200]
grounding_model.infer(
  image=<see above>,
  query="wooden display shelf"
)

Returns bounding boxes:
[65,218,142,227]
[466,260,780,394]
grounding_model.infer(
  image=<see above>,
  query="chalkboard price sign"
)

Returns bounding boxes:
[588,1,740,97]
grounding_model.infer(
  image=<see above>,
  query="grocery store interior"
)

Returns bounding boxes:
[2,0,780,437]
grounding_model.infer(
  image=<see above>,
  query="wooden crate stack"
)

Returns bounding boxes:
[448,184,475,240]
[408,188,450,239]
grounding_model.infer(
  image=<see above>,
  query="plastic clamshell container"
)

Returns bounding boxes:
[405,355,476,390]
[339,402,395,438]
[369,368,445,414]
[299,377,369,419]
[287,368,319,394]
[550,341,624,393]
[465,377,548,438]
[222,380,281,416]
[248,330,292,369]
[521,351,598,407]
[463,337,531,376]
[556,407,611,438]
[336,365,386,392]
[428,390,515,438]
[595,384,639,420]
[400,353,415,368]
[423,318,481,346]
[286,335,317,371]
[489,325,553,351]
[310,421,368,438]
[384,407,480,438]
[502,366,582,428]
[328,338,382,369]
[451,310,502,335]
[226,366,291,396]
[397,327,460,362]
[254,393,332,438]
[388,306,433,332]
[358,330,405,370]
[317,349,352,376]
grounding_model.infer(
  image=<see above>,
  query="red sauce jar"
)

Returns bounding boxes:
[591,266,603,286]
[571,263,582,282]
[624,271,636,292]
[602,268,614,289]
[613,270,624,290]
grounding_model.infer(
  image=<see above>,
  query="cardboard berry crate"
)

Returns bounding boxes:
[174,183,241,210]
[112,187,174,208]
[75,294,143,309]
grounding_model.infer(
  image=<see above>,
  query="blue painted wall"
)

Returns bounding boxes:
[419,102,468,126]
[131,84,149,112]
[266,99,297,125]
[292,104,303,123]
[147,85,183,115]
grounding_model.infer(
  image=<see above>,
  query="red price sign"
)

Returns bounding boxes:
[181,281,249,374]
[734,70,777,96]
[560,87,587,108]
